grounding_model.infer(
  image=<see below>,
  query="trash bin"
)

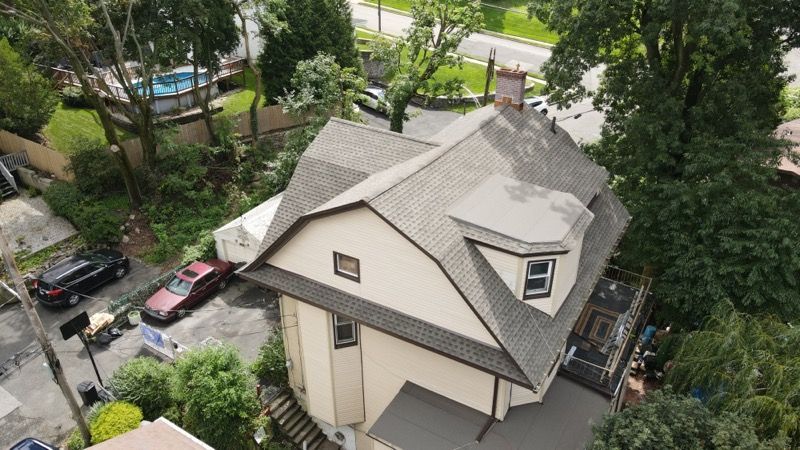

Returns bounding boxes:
[77,381,100,407]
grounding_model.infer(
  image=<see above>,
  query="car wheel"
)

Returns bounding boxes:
[541,109,548,116]
[219,279,228,290]
[67,293,81,306]
[114,266,128,279]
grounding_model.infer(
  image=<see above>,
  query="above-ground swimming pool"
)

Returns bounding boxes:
[134,72,210,97]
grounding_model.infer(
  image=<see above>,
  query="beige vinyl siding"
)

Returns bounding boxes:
[332,338,365,425]
[476,245,521,294]
[355,326,495,433]
[495,379,511,420]
[537,350,565,402]
[296,301,337,424]
[281,295,308,406]
[510,383,537,407]
[372,439,394,450]
[548,238,583,314]
[270,207,499,347]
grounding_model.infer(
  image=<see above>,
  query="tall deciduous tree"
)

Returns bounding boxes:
[589,387,776,449]
[233,0,284,141]
[667,305,800,446]
[1,0,143,207]
[166,0,239,145]
[528,0,800,321]
[257,0,361,105]
[371,0,483,133]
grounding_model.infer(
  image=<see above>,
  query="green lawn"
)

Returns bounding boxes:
[364,0,558,44]
[43,102,134,154]
[220,68,258,117]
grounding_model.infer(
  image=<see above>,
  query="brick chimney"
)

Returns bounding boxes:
[494,66,527,111]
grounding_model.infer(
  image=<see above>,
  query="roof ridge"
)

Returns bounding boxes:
[327,117,439,147]
[369,106,509,204]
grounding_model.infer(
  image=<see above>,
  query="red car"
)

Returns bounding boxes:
[143,259,234,321]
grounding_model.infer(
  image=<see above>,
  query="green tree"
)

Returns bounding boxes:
[589,388,774,449]
[667,305,800,446]
[172,344,260,450]
[0,37,56,138]
[528,0,800,321]
[251,330,288,387]
[108,357,176,421]
[89,401,144,445]
[371,0,484,133]
[278,52,366,123]
[257,0,361,104]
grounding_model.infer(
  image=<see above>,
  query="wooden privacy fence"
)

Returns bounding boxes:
[121,104,302,168]
[0,130,72,181]
[0,104,302,178]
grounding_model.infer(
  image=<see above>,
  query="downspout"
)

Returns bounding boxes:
[476,377,500,442]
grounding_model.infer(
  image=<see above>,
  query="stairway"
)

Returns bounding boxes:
[0,173,15,199]
[267,391,337,450]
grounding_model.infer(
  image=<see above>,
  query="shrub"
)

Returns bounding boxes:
[0,38,57,138]
[252,330,288,387]
[89,401,143,445]
[172,344,260,450]
[180,231,217,265]
[65,428,86,450]
[61,86,90,108]
[42,181,82,217]
[108,357,177,421]
[67,137,121,196]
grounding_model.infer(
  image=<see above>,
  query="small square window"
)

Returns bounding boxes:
[333,315,358,348]
[524,259,555,299]
[333,252,360,282]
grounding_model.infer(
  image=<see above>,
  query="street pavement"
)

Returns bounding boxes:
[0,269,279,447]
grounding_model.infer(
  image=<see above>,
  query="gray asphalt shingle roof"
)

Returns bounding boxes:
[243,106,630,388]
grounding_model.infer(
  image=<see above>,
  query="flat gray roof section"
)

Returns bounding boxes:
[369,382,490,450]
[475,376,610,450]
[448,174,593,253]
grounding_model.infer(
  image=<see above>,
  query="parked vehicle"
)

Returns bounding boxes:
[524,96,549,115]
[359,85,388,113]
[143,259,234,321]
[33,250,129,307]
[10,437,58,450]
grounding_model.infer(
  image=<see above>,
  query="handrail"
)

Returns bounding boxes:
[0,160,17,193]
[0,151,29,171]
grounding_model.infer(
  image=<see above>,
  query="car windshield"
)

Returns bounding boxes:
[165,276,192,296]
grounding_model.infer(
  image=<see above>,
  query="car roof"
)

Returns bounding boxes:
[176,261,214,281]
[39,256,91,282]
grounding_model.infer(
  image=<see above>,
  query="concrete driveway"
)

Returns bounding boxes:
[0,272,277,447]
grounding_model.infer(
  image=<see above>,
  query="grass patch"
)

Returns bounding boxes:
[43,102,133,154]
[444,81,544,113]
[364,0,558,44]
[220,68,258,117]
[431,58,495,96]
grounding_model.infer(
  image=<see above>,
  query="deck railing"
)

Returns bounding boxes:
[50,58,246,103]
[0,151,29,171]
[0,160,16,193]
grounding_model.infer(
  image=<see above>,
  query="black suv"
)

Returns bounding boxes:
[33,249,129,307]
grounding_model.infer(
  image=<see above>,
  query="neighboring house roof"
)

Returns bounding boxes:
[87,417,213,450]
[777,119,800,177]
[214,192,283,242]
[242,106,630,389]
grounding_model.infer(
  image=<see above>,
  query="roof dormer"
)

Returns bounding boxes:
[448,174,594,316]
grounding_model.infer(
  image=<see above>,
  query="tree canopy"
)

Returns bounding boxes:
[528,0,800,321]
[371,0,483,133]
[0,37,57,138]
[667,305,800,446]
[257,0,361,104]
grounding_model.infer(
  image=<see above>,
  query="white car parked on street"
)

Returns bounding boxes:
[524,96,549,115]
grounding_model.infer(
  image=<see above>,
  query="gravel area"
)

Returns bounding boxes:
[0,193,76,254]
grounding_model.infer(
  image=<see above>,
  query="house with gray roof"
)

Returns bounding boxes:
[240,68,650,450]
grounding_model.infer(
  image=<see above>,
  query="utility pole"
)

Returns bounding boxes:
[378,0,382,32]
[483,48,496,107]
[0,228,91,444]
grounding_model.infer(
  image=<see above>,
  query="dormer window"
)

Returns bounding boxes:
[524,260,555,299]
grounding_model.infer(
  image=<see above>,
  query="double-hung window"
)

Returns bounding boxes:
[333,315,358,348]
[524,259,555,298]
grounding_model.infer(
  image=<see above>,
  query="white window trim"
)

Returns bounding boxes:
[524,260,555,297]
